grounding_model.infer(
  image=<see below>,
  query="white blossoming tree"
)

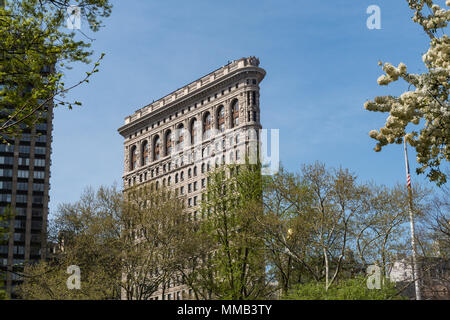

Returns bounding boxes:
[365,0,450,186]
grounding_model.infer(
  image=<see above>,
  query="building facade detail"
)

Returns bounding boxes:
[118,56,265,300]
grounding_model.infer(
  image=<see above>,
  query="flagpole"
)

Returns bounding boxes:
[403,138,422,300]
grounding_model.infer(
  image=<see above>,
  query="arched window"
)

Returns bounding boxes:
[231,100,239,128]
[175,173,179,183]
[188,168,192,178]
[193,166,197,176]
[203,112,211,139]
[130,145,137,170]
[165,130,172,156]
[201,163,205,173]
[217,106,225,133]
[176,124,184,151]
[190,118,198,145]
[153,136,160,161]
[142,141,149,166]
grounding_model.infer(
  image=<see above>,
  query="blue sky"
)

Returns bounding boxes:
[49,0,447,214]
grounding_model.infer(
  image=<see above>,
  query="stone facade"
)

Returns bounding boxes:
[118,56,265,300]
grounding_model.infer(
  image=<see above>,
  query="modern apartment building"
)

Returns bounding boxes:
[118,56,265,300]
[0,106,53,297]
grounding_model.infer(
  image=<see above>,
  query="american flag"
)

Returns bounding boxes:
[407,171,411,189]
[404,139,412,190]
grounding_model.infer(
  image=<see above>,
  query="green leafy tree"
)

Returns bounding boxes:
[18,184,194,300]
[18,185,123,299]
[0,0,112,137]
[259,163,431,296]
[183,163,270,300]
[284,276,404,300]
[365,0,449,186]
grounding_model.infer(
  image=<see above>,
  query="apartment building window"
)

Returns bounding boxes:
[153,136,161,161]
[231,100,239,128]
[142,141,149,165]
[130,145,137,170]
[217,106,225,133]
[34,158,45,167]
[18,170,29,178]
[0,156,14,165]
[16,194,27,203]
[165,130,172,156]
[34,171,45,179]
[17,182,28,190]
[190,118,198,145]
[0,181,12,190]
[176,124,184,151]
[35,147,46,154]
[0,169,12,177]
[203,112,211,139]
[33,183,45,192]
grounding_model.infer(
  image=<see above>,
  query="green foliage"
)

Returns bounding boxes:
[190,162,269,299]
[17,184,192,300]
[284,276,404,300]
[0,0,111,138]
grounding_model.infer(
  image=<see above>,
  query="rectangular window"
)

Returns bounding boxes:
[17,182,28,190]
[0,156,13,165]
[34,158,45,167]
[35,147,46,155]
[18,157,30,166]
[19,145,30,154]
[0,145,14,152]
[18,170,29,178]
[33,171,45,179]
[16,194,27,203]
[0,169,13,177]
[0,194,12,202]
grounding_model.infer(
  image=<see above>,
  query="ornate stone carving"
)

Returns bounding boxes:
[248,56,260,67]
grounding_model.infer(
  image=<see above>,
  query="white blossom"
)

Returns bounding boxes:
[365,0,450,186]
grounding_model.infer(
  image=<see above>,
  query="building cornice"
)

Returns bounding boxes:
[118,57,265,137]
